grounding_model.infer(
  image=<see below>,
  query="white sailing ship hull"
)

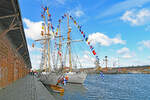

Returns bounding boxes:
[65,72,87,84]
[39,73,61,85]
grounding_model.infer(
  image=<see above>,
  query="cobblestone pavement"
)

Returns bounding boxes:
[0,75,55,100]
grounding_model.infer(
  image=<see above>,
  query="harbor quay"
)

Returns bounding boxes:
[0,75,55,100]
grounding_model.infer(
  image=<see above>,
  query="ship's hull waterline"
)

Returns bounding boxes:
[39,73,62,85]
[65,72,87,84]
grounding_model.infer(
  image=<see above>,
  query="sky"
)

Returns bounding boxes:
[18,0,150,69]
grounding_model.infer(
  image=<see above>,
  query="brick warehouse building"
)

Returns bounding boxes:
[0,0,31,88]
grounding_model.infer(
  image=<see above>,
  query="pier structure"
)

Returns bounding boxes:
[0,0,55,100]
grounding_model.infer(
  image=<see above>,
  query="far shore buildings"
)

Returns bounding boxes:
[73,66,150,74]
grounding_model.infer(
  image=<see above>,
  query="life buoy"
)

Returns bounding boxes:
[65,76,69,80]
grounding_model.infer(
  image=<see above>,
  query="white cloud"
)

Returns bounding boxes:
[68,51,96,68]
[23,18,54,40]
[117,47,130,54]
[121,9,150,26]
[97,0,150,18]
[100,57,119,68]
[70,6,84,18]
[56,0,66,4]
[88,32,126,46]
[148,56,150,59]
[23,18,43,40]
[79,51,95,67]
[141,40,150,48]
[119,58,149,67]
[138,40,150,49]
[30,54,41,70]
[122,53,133,59]
[138,46,143,51]
[117,47,135,59]
[28,45,41,52]
[27,44,42,70]
[129,58,150,66]
[103,56,150,67]
[145,25,150,31]
[54,51,96,68]
[74,9,84,17]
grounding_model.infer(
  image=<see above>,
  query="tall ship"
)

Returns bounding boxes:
[56,14,99,84]
[33,6,100,85]
[62,15,87,84]
[33,6,63,85]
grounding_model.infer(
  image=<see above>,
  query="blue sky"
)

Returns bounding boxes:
[19,0,150,69]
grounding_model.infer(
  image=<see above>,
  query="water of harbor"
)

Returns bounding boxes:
[47,74,150,100]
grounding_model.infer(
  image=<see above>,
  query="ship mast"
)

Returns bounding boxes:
[59,22,62,67]
[43,16,48,72]
[35,7,51,73]
[43,12,51,72]
[47,24,51,72]
[67,14,72,71]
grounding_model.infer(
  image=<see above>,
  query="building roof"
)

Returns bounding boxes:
[0,0,31,68]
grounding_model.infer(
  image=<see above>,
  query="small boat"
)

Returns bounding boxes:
[49,84,64,93]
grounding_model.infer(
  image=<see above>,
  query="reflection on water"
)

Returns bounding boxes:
[46,84,88,100]
[64,84,87,93]
[63,84,88,100]
[47,74,150,100]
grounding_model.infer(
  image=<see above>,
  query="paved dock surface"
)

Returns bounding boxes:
[0,75,55,100]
